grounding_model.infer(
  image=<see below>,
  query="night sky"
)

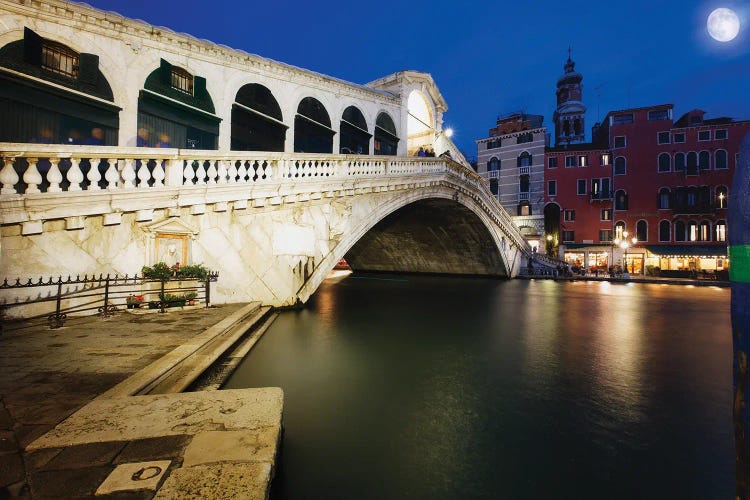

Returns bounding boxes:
[79,0,749,158]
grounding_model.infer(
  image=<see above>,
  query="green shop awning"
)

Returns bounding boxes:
[645,245,727,257]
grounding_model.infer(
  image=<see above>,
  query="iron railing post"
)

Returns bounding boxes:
[205,277,211,308]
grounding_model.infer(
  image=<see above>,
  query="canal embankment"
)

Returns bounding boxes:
[0,302,282,499]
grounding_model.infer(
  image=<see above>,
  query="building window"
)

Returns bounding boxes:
[518,152,532,168]
[699,150,710,170]
[686,152,698,175]
[564,209,576,221]
[716,186,728,209]
[489,178,498,195]
[715,129,728,140]
[562,230,575,242]
[578,155,588,167]
[673,132,686,143]
[517,133,533,144]
[518,202,531,216]
[600,229,613,242]
[577,179,587,195]
[716,220,727,242]
[657,131,670,144]
[675,220,686,241]
[614,156,626,175]
[615,190,628,210]
[601,208,612,221]
[171,66,194,95]
[636,220,648,242]
[615,221,625,239]
[699,220,711,241]
[648,110,670,121]
[519,174,530,193]
[600,153,611,165]
[41,41,79,78]
[658,153,671,172]
[548,157,558,169]
[488,157,500,171]
[686,190,696,207]
[658,187,671,209]
[613,114,634,125]
[715,150,728,169]
[614,136,626,148]
[698,130,710,141]
[591,178,611,199]
[674,152,686,172]
[659,220,671,242]
[548,180,557,196]
[688,221,698,241]
[486,139,501,149]
[565,156,575,167]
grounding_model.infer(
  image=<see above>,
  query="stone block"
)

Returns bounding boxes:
[21,221,42,236]
[182,428,279,467]
[28,466,113,498]
[252,198,265,208]
[190,204,206,215]
[103,213,122,226]
[214,202,228,212]
[65,216,85,230]
[115,435,192,464]
[135,209,154,222]
[154,462,272,500]
[95,460,171,495]
[44,441,126,470]
[233,199,248,210]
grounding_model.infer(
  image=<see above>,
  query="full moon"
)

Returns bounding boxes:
[707,8,740,42]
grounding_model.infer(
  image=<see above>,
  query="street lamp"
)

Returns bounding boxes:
[614,230,638,275]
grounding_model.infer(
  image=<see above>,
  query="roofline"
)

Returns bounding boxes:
[603,103,673,120]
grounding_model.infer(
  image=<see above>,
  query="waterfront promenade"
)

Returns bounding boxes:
[0,304,281,499]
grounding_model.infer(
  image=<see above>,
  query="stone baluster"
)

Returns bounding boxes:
[183,161,196,185]
[121,159,137,188]
[227,160,238,183]
[259,160,268,181]
[266,159,277,181]
[136,158,152,188]
[46,158,63,192]
[206,160,218,185]
[67,157,84,191]
[195,160,207,185]
[237,161,248,183]
[0,157,19,195]
[151,160,165,187]
[88,158,102,190]
[105,159,119,190]
[23,158,42,194]
[217,160,228,184]
[163,159,182,187]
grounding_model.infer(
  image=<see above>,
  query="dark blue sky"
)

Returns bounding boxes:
[83,0,749,157]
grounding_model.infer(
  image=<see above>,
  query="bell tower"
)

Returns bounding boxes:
[553,48,586,145]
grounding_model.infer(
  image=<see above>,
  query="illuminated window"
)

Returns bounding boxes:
[716,220,726,242]
[600,153,611,165]
[615,221,625,239]
[171,66,194,95]
[578,155,587,167]
[688,221,698,241]
[41,41,78,78]
[601,209,612,221]
[699,220,711,242]
[564,209,576,221]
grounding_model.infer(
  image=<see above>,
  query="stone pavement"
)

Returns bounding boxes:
[0,304,281,498]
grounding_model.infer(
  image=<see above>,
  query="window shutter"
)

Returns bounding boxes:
[23,27,43,66]
[160,58,172,85]
[78,53,99,85]
[194,76,207,97]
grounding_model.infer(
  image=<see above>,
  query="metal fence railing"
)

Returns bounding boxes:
[0,271,219,332]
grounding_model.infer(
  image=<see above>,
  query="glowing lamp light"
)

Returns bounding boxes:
[444,128,454,138]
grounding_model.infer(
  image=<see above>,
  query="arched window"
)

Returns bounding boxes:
[294,97,333,153]
[614,156,626,175]
[716,220,727,242]
[374,112,398,155]
[615,189,628,210]
[658,187,671,209]
[658,153,671,172]
[573,118,582,136]
[674,152,686,172]
[518,151,532,168]
[488,157,500,171]
[659,220,671,242]
[562,120,570,136]
[688,220,698,241]
[699,220,711,242]
[340,106,371,154]
[231,83,286,152]
[615,221,626,240]
[636,220,648,242]
[715,149,728,169]
[687,152,698,175]
[675,220,686,242]
[519,174,530,193]
[699,150,710,170]
[716,186,728,209]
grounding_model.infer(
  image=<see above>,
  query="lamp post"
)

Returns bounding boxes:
[614,230,638,276]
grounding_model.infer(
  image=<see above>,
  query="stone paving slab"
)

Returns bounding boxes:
[154,462,273,500]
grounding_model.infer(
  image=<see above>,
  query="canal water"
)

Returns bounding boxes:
[224,274,732,499]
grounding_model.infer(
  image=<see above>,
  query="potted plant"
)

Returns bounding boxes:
[185,291,198,306]
[126,294,144,309]
[142,262,174,281]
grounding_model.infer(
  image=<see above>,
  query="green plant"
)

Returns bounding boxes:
[176,264,210,281]
[185,291,198,300]
[142,262,173,281]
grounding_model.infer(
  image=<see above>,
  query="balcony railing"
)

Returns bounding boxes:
[488,170,499,179]
[518,192,530,201]
[519,166,530,175]
[590,191,613,201]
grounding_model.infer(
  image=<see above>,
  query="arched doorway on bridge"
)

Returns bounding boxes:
[231,83,287,151]
[294,97,334,153]
[374,112,399,155]
[0,28,119,145]
[544,203,561,257]
[137,59,220,149]
[339,106,371,154]
[407,90,434,155]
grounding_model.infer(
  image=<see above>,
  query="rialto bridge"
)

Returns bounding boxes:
[0,0,534,311]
